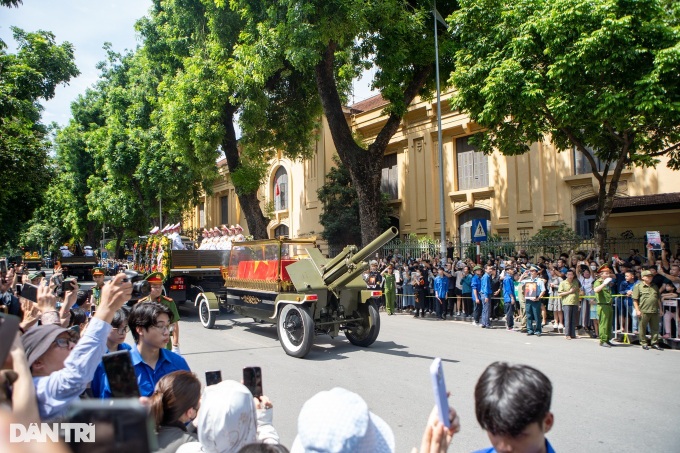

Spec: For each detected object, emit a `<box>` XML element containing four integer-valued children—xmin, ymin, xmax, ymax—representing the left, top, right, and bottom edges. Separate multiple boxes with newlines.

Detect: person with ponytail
<box><xmin>150</xmin><ymin>370</ymin><xmax>201</xmax><ymax>453</ymax></box>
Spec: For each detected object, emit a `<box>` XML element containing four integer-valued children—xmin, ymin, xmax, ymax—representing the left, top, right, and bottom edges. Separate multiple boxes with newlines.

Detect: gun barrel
<box><xmin>350</xmin><ymin>227</ymin><xmax>399</xmax><ymax>265</ymax></box>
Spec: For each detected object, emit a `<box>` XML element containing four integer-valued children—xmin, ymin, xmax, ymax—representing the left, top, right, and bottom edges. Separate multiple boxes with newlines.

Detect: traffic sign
<box><xmin>471</xmin><ymin>219</ymin><xmax>488</xmax><ymax>242</ymax></box>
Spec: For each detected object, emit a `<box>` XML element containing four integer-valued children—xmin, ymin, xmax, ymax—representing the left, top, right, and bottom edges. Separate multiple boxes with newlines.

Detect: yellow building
<box><xmin>186</xmin><ymin>90</ymin><xmax>680</xmax><ymax>244</ymax></box>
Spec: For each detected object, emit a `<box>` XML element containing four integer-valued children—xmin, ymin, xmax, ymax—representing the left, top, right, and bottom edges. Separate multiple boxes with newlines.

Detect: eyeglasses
<box><xmin>150</xmin><ymin>324</ymin><xmax>170</xmax><ymax>333</ymax></box>
<box><xmin>115</xmin><ymin>326</ymin><xmax>130</xmax><ymax>335</ymax></box>
<box><xmin>53</xmin><ymin>337</ymin><xmax>76</xmax><ymax>349</ymax></box>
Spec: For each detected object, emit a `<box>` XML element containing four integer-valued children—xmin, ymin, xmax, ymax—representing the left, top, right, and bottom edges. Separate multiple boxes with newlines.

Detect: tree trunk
<box><xmin>315</xmin><ymin>42</ymin><xmax>432</xmax><ymax>246</ymax></box>
<box><xmin>221</xmin><ymin>106</ymin><xmax>269</xmax><ymax>239</ymax></box>
<box><xmin>114</xmin><ymin>227</ymin><xmax>125</xmax><ymax>260</ymax></box>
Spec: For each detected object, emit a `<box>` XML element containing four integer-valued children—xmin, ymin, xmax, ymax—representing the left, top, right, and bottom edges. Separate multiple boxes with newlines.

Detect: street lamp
<box><xmin>433</xmin><ymin>1</ymin><xmax>449</xmax><ymax>260</ymax></box>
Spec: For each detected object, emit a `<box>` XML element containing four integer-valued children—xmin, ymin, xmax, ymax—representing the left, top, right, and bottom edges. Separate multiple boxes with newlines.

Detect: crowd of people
<box><xmin>1</xmin><ymin>259</ymin><xmax>559</xmax><ymax>453</ymax></box>
<box><xmin>369</xmin><ymin>244</ymin><xmax>679</xmax><ymax>349</ymax></box>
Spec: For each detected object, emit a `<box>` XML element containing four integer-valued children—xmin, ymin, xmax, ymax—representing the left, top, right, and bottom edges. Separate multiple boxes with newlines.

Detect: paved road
<box><xmin>173</xmin><ymin>303</ymin><xmax>680</xmax><ymax>453</ymax></box>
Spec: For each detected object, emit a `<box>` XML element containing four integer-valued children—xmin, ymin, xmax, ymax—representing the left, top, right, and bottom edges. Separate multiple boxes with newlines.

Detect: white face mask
<box><xmin>590</xmin><ymin>265</ymin><xmax>597</xmax><ymax>271</ymax></box>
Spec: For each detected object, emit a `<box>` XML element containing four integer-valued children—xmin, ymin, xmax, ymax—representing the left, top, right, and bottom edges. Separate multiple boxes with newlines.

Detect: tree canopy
<box><xmin>0</xmin><ymin>27</ymin><xmax>79</xmax><ymax>246</ymax></box>
<box><xmin>450</xmin><ymin>0</ymin><xmax>680</xmax><ymax>248</ymax></box>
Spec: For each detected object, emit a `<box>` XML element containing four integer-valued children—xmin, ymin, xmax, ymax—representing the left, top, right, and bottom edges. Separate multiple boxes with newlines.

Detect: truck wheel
<box><xmin>345</xmin><ymin>299</ymin><xmax>381</xmax><ymax>347</ymax></box>
<box><xmin>277</xmin><ymin>304</ymin><xmax>314</xmax><ymax>358</ymax></box>
<box><xmin>198</xmin><ymin>295</ymin><xmax>216</xmax><ymax>329</ymax></box>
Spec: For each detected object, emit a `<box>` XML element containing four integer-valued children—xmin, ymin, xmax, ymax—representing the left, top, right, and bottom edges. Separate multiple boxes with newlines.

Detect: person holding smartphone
<box><xmin>21</xmin><ymin>273</ymin><xmax>133</xmax><ymax>420</ymax></box>
<box><xmin>90</xmin><ymin>308</ymin><xmax>133</xmax><ymax>398</ymax></box>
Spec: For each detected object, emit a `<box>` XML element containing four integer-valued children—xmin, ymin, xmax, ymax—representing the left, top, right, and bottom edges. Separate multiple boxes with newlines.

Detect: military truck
<box><xmin>131</xmin><ymin>236</ymin><xmax>228</xmax><ymax>305</ymax></box>
<box><xmin>60</xmin><ymin>255</ymin><xmax>97</xmax><ymax>281</ymax></box>
<box><xmin>22</xmin><ymin>252</ymin><xmax>43</xmax><ymax>270</ymax></box>
<box><xmin>195</xmin><ymin>227</ymin><xmax>398</xmax><ymax>358</ymax></box>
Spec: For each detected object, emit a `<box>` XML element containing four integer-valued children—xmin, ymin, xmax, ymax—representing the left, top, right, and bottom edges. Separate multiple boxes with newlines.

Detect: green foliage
<box><xmin>450</xmin><ymin>0</ymin><xmax>680</xmax><ymax>164</ymax></box>
<box><xmin>317</xmin><ymin>156</ymin><xmax>391</xmax><ymax>247</ymax></box>
<box><xmin>0</xmin><ymin>27</ymin><xmax>79</xmax><ymax>245</ymax></box>
<box><xmin>526</xmin><ymin>223</ymin><xmax>582</xmax><ymax>257</ymax></box>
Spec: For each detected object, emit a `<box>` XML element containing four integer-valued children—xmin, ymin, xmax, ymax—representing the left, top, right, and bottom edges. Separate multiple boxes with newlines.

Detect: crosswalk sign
<box><xmin>471</xmin><ymin>219</ymin><xmax>488</xmax><ymax>242</ymax></box>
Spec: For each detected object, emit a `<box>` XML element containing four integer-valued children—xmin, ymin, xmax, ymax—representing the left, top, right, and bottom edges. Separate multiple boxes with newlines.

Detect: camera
<box><xmin>123</xmin><ymin>270</ymin><xmax>150</xmax><ymax>301</ymax></box>
<box><xmin>55</xmin><ymin>277</ymin><xmax>78</xmax><ymax>299</ymax></box>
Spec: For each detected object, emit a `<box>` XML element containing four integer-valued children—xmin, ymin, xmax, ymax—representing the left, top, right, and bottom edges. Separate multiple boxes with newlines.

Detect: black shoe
<box><xmin>642</xmin><ymin>345</ymin><xmax>650</xmax><ymax>350</ymax></box>
<box><xmin>606</xmin><ymin>341</ymin><xmax>616</xmax><ymax>347</ymax></box>
<box><xmin>651</xmin><ymin>345</ymin><xmax>664</xmax><ymax>351</ymax></box>
<box><xmin>600</xmin><ymin>342</ymin><xmax>611</xmax><ymax>348</ymax></box>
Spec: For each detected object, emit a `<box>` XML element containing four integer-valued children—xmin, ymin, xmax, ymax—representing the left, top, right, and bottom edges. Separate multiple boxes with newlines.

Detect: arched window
<box><xmin>274</xmin><ymin>224</ymin><xmax>289</xmax><ymax>238</ymax></box>
<box><xmin>458</xmin><ymin>208</ymin><xmax>491</xmax><ymax>243</ymax></box>
<box><xmin>574</xmin><ymin>198</ymin><xmax>596</xmax><ymax>238</ymax></box>
<box><xmin>273</xmin><ymin>167</ymin><xmax>288</xmax><ymax>211</ymax></box>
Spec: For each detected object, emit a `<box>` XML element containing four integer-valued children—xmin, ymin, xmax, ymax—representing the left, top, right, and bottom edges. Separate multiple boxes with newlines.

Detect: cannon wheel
<box><xmin>197</xmin><ymin>293</ymin><xmax>216</xmax><ymax>329</ymax></box>
<box><xmin>345</xmin><ymin>299</ymin><xmax>380</xmax><ymax>347</ymax></box>
<box><xmin>277</xmin><ymin>304</ymin><xmax>314</xmax><ymax>358</ymax></box>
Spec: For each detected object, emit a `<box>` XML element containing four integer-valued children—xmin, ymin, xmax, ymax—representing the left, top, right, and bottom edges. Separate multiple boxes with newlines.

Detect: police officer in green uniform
<box><xmin>593</xmin><ymin>264</ymin><xmax>615</xmax><ymax>347</ymax></box>
<box><xmin>90</xmin><ymin>267</ymin><xmax>105</xmax><ymax>309</ymax></box>
<box><xmin>633</xmin><ymin>270</ymin><xmax>664</xmax><ymax>351</ymax></box>
<box><xmin>137</xmin><ymin>272</ymin><xmax>181</xmax><ymax>353</ymax></box>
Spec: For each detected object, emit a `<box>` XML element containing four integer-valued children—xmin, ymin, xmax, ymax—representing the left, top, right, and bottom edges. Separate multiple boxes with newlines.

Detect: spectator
<box><xmin>127</xmin><ymin>302</ymin><xmax>190</xmax><ymax>397</ymax></box>
<box><xmin>576</xmin><ymin>263</ymin><xmax>595</xmax><ymax>336</ymax></box>
<box><xmin>412</xmin><ymin>268</ymin><xmax>426</xmax><ymax>319</ymax></box>
<box><xmin>660</xmin><ymin>283</ymin><xmax>678</xmax><ymax>339</ymax></box>
<box><xmin>618</xmin><ymin>270</ymin><xmax>638</xmax><ymax>334</ymax></box>
<box><xmin>471</xmin><ymin>265</ymin><xmax>483</xmax><ymax>327</ymax></box>
<box><xmin>633</xmin><ymin>270</ymin><xmax>663</xmax><ymax>351</ymax></box>
<box><xmin>473</xmin><ymin>362</ymin><xmax>555</xmax><ymax>453</ymax></box>
<box><xmin>0</xmin><ymin>275</ymin><xmax>20</xmax><ymax>316</ymax></box>
<box><xmin>151</xmin><ymin>371</ymin><xmax>201</xmax><ymax>453</ymax></box>
<box><xmin>21</xmin><ymin>273</ymin><xmax>132</xmax><ymax>420</ymax></box>
<box><xmin>558</xmin><ymin>270</ymin><xmax>580</xmax><ymax>340</ymax></box>
<box><xmin>547</xmin><ymin>265</ymin><xmax>564</xmax><ymax>332</ymax></box>
<box><xmin>290</xmin><ymin>387</ymin><xmax>394</xmax><ymax>453</ymax></box>
<box><xmin>502</xmin><ymin>267</ymin><xmax>516</xmax><ymax>331</ymax></box>
<box><xmin>402</xmin><ymin>265</ymin><xmax>414</xmax><ymax>312</ymax></box>
<box><xmin>456</xmin><ymin>264</ymin><xmax>472</xmax><ymax>320</ymax></box>
<box><xmin>593</xmin><ymin>264</ymin><xmax>615</xmax><ymax>348</ymax></box>
<box><xmin>521</xmin><ymin>266</ymin><xmax>546</xmax><ymax>337</ymax></box>
<box><xmin>178</xmin><ymin>380</ymin><xmax>279</xmax><ymax>453</ymax></box>
<box><xmin>480</xmin><ymin>266</ymin><xmax>493</xmax><ymax>328</ymax></box>
<box><xmin>434</xmin><ymin>267</ymin><xmax>448</xmax><ymax>320</ymax></box>
<box><xmin>490</xmin><ymin>267</ymin><xmax>502</xmax><ymax>322</ymax></box>
<box><xmin>2</xmin><ymin>330</ymin><xmax>40</xmax><ymax>425</ymax></box>
<box><xmin>90</xmin><ymin>308</ymin><xmax>133</xmax><ymax>398</ymax></box>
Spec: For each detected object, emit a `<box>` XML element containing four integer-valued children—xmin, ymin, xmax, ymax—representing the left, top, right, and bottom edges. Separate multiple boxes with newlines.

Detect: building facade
<box><xmin>186</xmin><ymin>90</ymin><xmax>680</xmax><ymax>243</ymax></box>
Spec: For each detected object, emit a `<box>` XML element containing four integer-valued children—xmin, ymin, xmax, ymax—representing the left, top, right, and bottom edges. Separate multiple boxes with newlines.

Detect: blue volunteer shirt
<box><xmin>434</xmin><ymin>275</ymin><xmax>449</xmax><ymax>299</ymax></box>
<box><xmin>471</xmin><ymin>274</ymin><xmax>481</xmax><ymax>302</ymax></box>
<box><xmin>503</xmin><ymin>275</ymin><xmax>515</xmax><ymax>303</ymax></box>
<box><xmin>618</xmin><ymin>279</ymin><xmax>637</xmax><ymax>306</ymax></box>
<box><xmin>480</xmin><ymin>273</ymin><xmax>492</xmax><ymax>297</ymax></box>
<box><xmin>90</xmin><ymin>342</ymin><xmax>133</xmax><ymax>399</ymax></box>
<box><xmin>129</xmin><ymin>345</ymin><xmax>191</xmax><ymax>397</ymax></box>
<box><xmin>474</xmin><ymin>439</ymin><xmax>555</xmax><ymax>453</ymax></box>
<box><xmin>461</xmin><ymin>274</ymin><xmax>473</xmax><ymax>293</ymax></box>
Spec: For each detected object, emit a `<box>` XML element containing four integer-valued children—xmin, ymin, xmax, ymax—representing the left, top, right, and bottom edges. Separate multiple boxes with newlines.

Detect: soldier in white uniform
<box><xmin>84</xmin><ymin>246</ymin><xmax>95</xmax><ymax>257</ymax></box>
<box><xmin>219</xmin><ymin>225</ymin><xmax>232</xmax><ymax>250</ymax></box>
<box><xmin>59</xmin><ymin>245</ymin><xmax>73</xmax><ymax>258</ymax></box>
<box><xmin>234</xmin><ymin>224</ymin><xmax>246</xmax><ymax>242</ymax></box>
<box><xmin>198</xmin><ymin>229</ymin><xmax>209</xmax><ymax>250</ymax></box>
<box><xmin>171</xmin><ymin>223</ymin><xmax>186</xmax><ymax>250</ymax></box>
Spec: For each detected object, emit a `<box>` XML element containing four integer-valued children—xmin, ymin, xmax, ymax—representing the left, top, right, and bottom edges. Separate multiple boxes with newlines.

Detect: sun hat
<box><xmin>291</xmin><ymin>387</ymin><xmax>395</xmax><ymax>453</ymax></box>
<box><xmin>21</xmin><ymin>324</ymin><xmax>69</xmax><ymax>367</ymax></box>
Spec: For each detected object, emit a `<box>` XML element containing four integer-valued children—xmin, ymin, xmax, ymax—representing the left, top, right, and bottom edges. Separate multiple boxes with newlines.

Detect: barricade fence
<box><xmin>380</xmin><ymin>291</ymin><xmax>679</xmax><ymax>341</ymax></box>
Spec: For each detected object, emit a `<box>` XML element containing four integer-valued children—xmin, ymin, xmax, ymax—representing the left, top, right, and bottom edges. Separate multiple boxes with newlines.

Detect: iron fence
<box><xmin>379</xmin><ymin>236</ymin><xmax>680</xmax><ymax>262</ymax></box>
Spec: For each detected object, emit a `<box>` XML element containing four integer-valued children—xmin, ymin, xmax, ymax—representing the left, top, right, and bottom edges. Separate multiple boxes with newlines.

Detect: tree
<box><xmin>0</xmin><ymin>27</ymin><xmax>79</xmax><ymax>245</ymax></box>
<box><xmin>232</xmin><ymin>0</ymin><xmax>458</xmax><ymax>245</ymax></box>
<box><xmin>318</xmin><ymin>155</ymin><xmax>391</xmax><ymax>248</ymax></box>
<box><xmin>141</xmin><ymin>0</ymin><xmax>321</xmax><ymax>239</ymax></box>
<box><xmin>450</xmin><ymin>0</ymin><xmax>680</xmax><ymax>251</ymax></box>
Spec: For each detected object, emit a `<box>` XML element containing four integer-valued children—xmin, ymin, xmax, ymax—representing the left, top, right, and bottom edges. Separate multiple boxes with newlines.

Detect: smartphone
<box><xmin>20</xmin><ymin>282</ymin><xmax>38</xmax><ymax>303</ymax></box>
<box><xmin>243</xmin><ymin>366</ymin><xmax>262</xmax><ymax>399</ymax></box>
<box><xmin>0</xmin><ymin>259</ymin><xmax>6</xmax><ymax>274</ymax></box>
<box><xmin>205</xmin><ymin>370</ymin><xmax>222</xmax><ymax>386</ymax></box>
<box><xmin>0</xmin><ymin>314</ymin><xmax>20</xmax><ymax>367</ymax></box>
<box><xmin>430</xmin><ymin>358</ymin><xmax>450</xmax><ymax>429</ymax></box>
<box><xmin>102</xmin><ymin>350</ymin><xmax>141</xmax><ymax>398</ymax></box>
<box><xmin>67</xmin><ymin>398</ymin><xmax>157</xmax><ymax>453</ymax></box>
